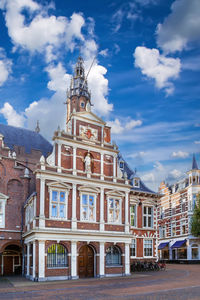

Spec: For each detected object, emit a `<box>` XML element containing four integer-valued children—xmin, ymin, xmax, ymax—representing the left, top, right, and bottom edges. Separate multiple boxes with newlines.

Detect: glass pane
<box><xmin>89</xmin><ymin>207</ymin><xmax>94</xmax><ymax>221</ymax></box>
<box><xmin>59</xmin><ymin>204</ymin><xmax>65</xmax><ymax>218</ymax></box>
<box><xmin>115</xmin><ymin>210</ymin><xmax>120</xmax><ymax>223</ymax></box>
<box><xmin>109</xmin><ymin>199</ymin><xmax>114</xmax><ymax>208</ymax></box>
<box><xmin>115</xmin><ymin>200</ymin><xmax>119</xmax><ymax>209</ymax></box>
<box><xmin>52</xmin><ymin>191</ymin><xmax>58</xmax><ymax>202</ymax></box>
<box><xmin>0</xmin><ymin>203</ymin><xmax>2</xmax><ymax>213</ymax></box>
<box><xmin>82</xmin><ymin>194</ymin><xmax>88</xmax><ymax>205</ymax></box>
<box><xmin>108</xmin><ymin>209</ymin><xmax>114</xmax><ymax>222</ymax></box>
<box><xmin>131</xmin><ymin>215</ymin><xmax>135</xmax><ymax>226</ymax></box>
<box><xmin>60</xmin><ymin>192</ymin><xmax>65</xmax><ymax>202</ymax></box>
<box><xmin>52</xmin><ymin>204</ymin><xmax>57</xmax><ymax>217</ymax></box>
<box><xmin>144</xmin><ymin>207</ymin><xmax>146</xmax><ymax>214</ymax></box>
<box><xmin>0</xmin><ymin>215</ymin><xmax>3</xmax><ymax>225</ymax></box>
<box><xmin>144</xmin><ymin>217</ymin><xmax>146</xmax><ymax>227</ymax></box>
<box><xmin>148</xmin><ymin>216</ymin><xmax>152</xmax><ymax>227</ymax></box>
<box><xmin>148</xmin><ymin>207</ymin><xmax>152</xmax><ymax>215</ymax></box>
<box><xmin>89</xmin><ymin>195</ymin><xmax>94</xmax><ymax>206</ymax></box>
<box><xmin>82</xmin><ymin>207</ymin><xmax>87</xmax><ymax>220</ymax></box>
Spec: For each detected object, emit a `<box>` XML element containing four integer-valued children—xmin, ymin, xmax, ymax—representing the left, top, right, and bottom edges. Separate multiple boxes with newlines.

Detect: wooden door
<box><xmin>78</xmin><ymin>246</ymin><xmax>94</xmax><ymax>278</ymax></box>
<box><xmin>4</xmin><ymin>256</ymin><xmax>13</xmax><ymax>275</ymax></box>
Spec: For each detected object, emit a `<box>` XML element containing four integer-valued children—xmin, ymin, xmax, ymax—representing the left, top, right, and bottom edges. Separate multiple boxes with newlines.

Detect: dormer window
<box><xmin>119</xmin><ymin>161</ymin><xmax>124</xmax><ymax>169</ymax></box>
<box><xmin>133</xmin><ymin>178</ymin><xmax>140</xmax><ymax>188</ymax></box>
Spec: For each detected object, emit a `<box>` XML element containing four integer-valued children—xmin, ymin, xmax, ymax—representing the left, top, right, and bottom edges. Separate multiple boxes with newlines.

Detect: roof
<box><xmin>192</xmin><ymin>153</ymin><xmax>199</xmax><ymax>170</ymax></box>
<box><xmin>171</xmin><ymin>240</ymin><xmax>187</xmax><ymax>249</ymax></box>
<box><xmin>118</xmin><ymin>153</ymin><xmax>157</xmax><ymax>195</ymax></box>
<box><xmin>0</xmin><ymin>123</ymin><xmax>53</xmax><ymax>157</ymax></box>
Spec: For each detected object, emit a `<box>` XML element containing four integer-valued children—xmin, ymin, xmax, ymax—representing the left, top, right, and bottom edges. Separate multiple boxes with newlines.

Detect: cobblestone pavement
<box><xmin>0</xmin><ymin>264</ymin><xmax>200</xmax><ymax>300</ymax></box>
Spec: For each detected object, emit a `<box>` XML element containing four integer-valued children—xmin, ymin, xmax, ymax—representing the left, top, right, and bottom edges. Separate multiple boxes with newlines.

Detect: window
<box><xmin>106</xmin><ymin>246</ymin><xmax>121</xmax><ymax>266</ymax></box>
<box><xmin>171</xmin><ymin>200</ymin><xmax>176</xmax><ymax>215</ymax></box>
<box><xmin>191</xmin><ymin>244</ymin><xmax>199</xmax><ymax>260</ymax></box>
<box><xmin>81</xmin><ymin>194</ymin><xmax>95</xmax><ymax>222</ymax></box>
<box><xmin>108</xmin><ymin>198</ymin><xmax>121</xmax><ymax>223</ymax></box>
<box><xmin>171</xmin><ymin>222</ymin><xmax>176</xmax><ymax>237</ymax></box>
<box><xmin>130</xmin><ymin>239</ymin><xmax>136</xmax><ymax>257</ymax></box>
<box><xmin>143</xmin><ymin>206</ymin><xmax>153</xmax><ymax>228</ymax></box>
<box><xmin>181</xmin><ymin>220</ymin><xmax>186</xmax><ymax>235</ymax></box>
<box><xmin>160</xmin><ymin>207</ymin><xmax>165</xmax><ymax>219</ymax></box>
<box><xmin>119</xmin><ymin>161</ymin><xmax>124</xmax><ymax>169</ymax></box>
<box><xmin>130</xmin><ymin>205</ymin><xmax>137</xmax><ymax>227</ymax></box>
<box><xmin>50</xmin><ymin>190</ymin><xmax>66</xmax><ymax>219</ymax></box>
<box><xmin>47</xmin><ymin>244</ymin><xmax>67</xmax><ymax>268</ymax></box>
<box><xmin>144</xmin><ymin>239</ymin><xmax>153</xmax><ymax>257</ymax></box>
<box><xmin>0</xmin><ymin>196</ymin><xmax>7</xmax><ymax>228</ymax></box>
<box><xmin>133</xmin><ymin>178</ymin><xmax>140</xmax><ymax>188</ymax></box>
<box><xmin>181</xmin><ymin>200</ymin><xmax>186</xmax><ymax>212</ymax></box>
<box><xmin>159</xmin><ymin>226</ymin><xmax>166</xmax><ymax>238</ymax></box>
<box><xmin>80</xmin><ymin>101</ymin><xmax>85</xmax><ymax>108</ymax></box>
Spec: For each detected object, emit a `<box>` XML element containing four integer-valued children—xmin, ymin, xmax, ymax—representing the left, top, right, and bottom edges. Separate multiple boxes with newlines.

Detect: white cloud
<box><xmin>194</xmin><ymin>141</ymin><xmax>200</xmax><ymax>145</ymax></box>
<box><xmin>134</xmin><ymin>46</ymin><xmax>181</xmax><ymax>95</ymax></box>
<box><xmin>99</xmin><ymin>49</ymin><xmax>109</xmax><ymax>57</ymax></box>
<box><xmin>141</xmin><ymin>172</ymin><xmax>155</xmax><ymax>183</ymax></box>
<box><xmin>107</xmin><ymin>117</ymin><xmax>142</xmax><ymax>134</ymax></box>
<box><xmin>0</xmin><ymin>102</ymin><xmax>25</xmax><ymax>127</ymax></box>
<box><xmin>0</xmin><ymin>48</ymin><xmax>12</xmax><ymax>86</ymax></box>
<box><xmin>153</xmin><ymin>161</ymin><xmax>164</xmax><ymax>172</ymax></box>
<box><xmin>45</xmin><ymin>63</ymin><xmax>71</xmax><ymax>93</ymax></box>
<box><xmin>171</xmin><ymin>151</ymin><xmax>189</xmax><ymax>158</ymax></box>
<box><xmin>112</xmin><ymin>9</ymin><xmax>124</xmax><ymax>33</ymax></box>
<box><xmin>157</xmin><ymin>0</ymin><xmax>200</xmax><ymax>53</ymax></box>
<box><xmin>125</xmin><ymin>119</ymin><xmax>142</xmax><ymax>130</ymax></box>
<box><xmin>167</xmin><ymin>169</ymin><xmax>182</xmax><ymax>180</ymax></box>
<box><xmin>0</xmin><ymin>0</ymin><xmax>84</xmax><ymax>54</ymax></box>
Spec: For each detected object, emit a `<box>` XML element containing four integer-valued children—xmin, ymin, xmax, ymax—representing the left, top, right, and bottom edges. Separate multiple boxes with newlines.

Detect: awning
<box><xmin>158</xmin><ymin>242</ymin><xmax>169</xmax><ymax>250</ymax></box>
<box><xmin>171</xmin><ymin>240</ymin><xmax>187</xmax><ymax>249</ymax></box>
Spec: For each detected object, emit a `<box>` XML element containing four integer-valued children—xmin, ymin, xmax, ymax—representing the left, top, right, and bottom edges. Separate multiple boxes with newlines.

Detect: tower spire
<box><xmin>192</xmin><ymin>153</ymin><xmax>198</xmax><ymax>170</ymax></box>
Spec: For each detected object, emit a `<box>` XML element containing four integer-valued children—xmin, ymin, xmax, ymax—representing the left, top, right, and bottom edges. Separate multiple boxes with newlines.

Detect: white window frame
<box><xmin>143</xmin><ymin>205</ymin><xmax>154</xmax><ymax>229</ymax></box>
<box><xmin>0</xmin><ymin>193</ymin><xmax>8</xmax><ymax>228</ymax></box>
<box><xmin>130</xmin><ymin>239</ymin><xmax>136</xmax><ymax>257</ymax></box>
<box><xmin>180</xmin><ymin>219</ymin><xmax>186</xmax><ymax>235</ymax></box>
<box><xmin>49</xmin><ymin>188</ymin><xmax>68</xmax><ymax>220</ymax></box>
<box><xmin>171</xmin><ymin>222</ymin><xmax>176</xmax><ymax>237</ymax></box>
<box><xmin>107</xmin><ymin>197</ymin><xmax>122</xmax><ymax>224</ymax></box>
<box><xmin>143</xmin><ymin>239</ymin><xmax>153</xmax><ymax>258</ymax></box>
<box><xmin>80</xmin><ymin>192</ymin><xmax>96</xmax><ymax>222</ymax></box>
<box><xmin>130</xmin><ymin>204</ymin><xmax>137</xmax><ymax>227</ymax></box>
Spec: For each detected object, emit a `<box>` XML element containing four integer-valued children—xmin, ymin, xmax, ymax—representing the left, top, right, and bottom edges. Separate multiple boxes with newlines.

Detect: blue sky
<box><xmin>0</xmin><ymin>0</ymin><xmax>200</xmax><ymax>191</ymax></box>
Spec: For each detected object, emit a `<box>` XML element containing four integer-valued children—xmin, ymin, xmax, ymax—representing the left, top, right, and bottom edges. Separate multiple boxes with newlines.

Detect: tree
<box><xmin>191</xmin><ymin>193</ymin><xmax>200</xmax><ymax>237</ymax></box>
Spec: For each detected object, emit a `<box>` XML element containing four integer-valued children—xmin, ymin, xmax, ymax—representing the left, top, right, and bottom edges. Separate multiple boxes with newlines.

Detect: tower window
<box><xmin>80</xmin><ymin>102</ymin><xmax>85</xmax><ymax>108</ymax></box>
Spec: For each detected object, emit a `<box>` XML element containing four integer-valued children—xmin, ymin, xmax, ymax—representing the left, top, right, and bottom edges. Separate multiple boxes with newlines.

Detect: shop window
<box><xmin>81</xmin><ymin>194</ymin><xmax>96</xmax><ymax>222</ymax></box>
<box><xmin>50</xmin><ymin>190</ymin><xmax>66</xmax><ymax>219</ymax></box>
<box><xmin>144</xmin><ymin>239</ymin><xmax>153</xmax><ymax>257</ymax></box>
<box><xmin>143</xmin><ymin>206</ymin><xmax>153</xmax><ymax>228</ymax></box>
<box><xmin>192</xmin><ymin>244</ymin><xmax>199</xmax><ymax>259</ymax></box>
<box><xmin>106</xmin><ymin>246</ymin><xmax>121</xmax><ymax>266</ymax></box>
<box><xmin>108</xmin><ymin>198</ymin><xmax>121</xmax><ymax>223</ymax></box>
<box><xmin>130</xmin><ymin>205</ymin><xmax>137</xmax><ymax>227</ymax></box>
<box><xmin>130</xmin><ymin>239</ymin><xmax>136</xmax><ymax>257</ymax></box>
<box><xmin>47</xmin><ymin>244</ymin><xmax>68</xmax><ymax>268</ymax></box>
<box><xmin>177</xmin><ymin>248</ymin><xmax>187</xmax><ymax>259</ymax></box>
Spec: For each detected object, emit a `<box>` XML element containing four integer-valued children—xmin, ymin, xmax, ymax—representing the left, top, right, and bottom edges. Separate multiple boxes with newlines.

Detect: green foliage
<box><xmin>191</xmin><ymin>194</ymin><xmax>200</xmax><ymax>237</ymax></box>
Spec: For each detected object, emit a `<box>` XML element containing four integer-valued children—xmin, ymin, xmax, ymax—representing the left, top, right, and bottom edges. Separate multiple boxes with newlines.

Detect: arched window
<box><xmin>106</xmin><ymin>246</ymin><xmax>121</xmax><ymax>266</ymax></box>
<box><xmin>47</xmin><ymin>244</ymin><xmax>67</xmax><ymax>268</ymax></box>
<box><xmin>191</xmin><ymin>244</ymin><xmax>199</xmax><ymax>259</ymax></box>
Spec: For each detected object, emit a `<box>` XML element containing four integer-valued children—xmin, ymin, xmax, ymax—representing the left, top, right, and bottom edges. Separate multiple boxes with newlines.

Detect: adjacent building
<box><xmin>158</xmin><ymin>155</ymin><xmax>200</xmax><ymax>262</ymax></box>
<box><xmin>0</xmin><ymin>57</ymin><xmax>159</xmax><ymax>280</ymax></box>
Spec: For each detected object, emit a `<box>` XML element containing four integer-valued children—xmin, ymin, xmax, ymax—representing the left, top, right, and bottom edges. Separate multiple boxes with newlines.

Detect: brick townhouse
<box><xmin>0</xmin><ymin>57</ymin><xmax>159</xmax><ymax>280</ymax></box>
<box><xmin>158</xmin><ymin>155</ymin><xmax>200</xmax><ymax>262</ymax></box>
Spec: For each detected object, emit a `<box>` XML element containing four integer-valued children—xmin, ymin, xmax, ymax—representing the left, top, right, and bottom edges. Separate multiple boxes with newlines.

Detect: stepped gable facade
<box><xmin>0</xmin><ymin>57</ymin><xmax>159</xmax><ymax>280</ymax></box>
<box><xmin>158</xmin><ymin>154</ymin><xmax>200</xmax><ymax>262</ymax></box>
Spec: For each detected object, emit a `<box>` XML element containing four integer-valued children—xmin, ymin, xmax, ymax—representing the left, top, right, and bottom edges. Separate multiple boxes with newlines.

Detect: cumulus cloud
<box><xmin>0</xmin><ymin>102</ymin><xmax>25</xmax><ymax>127</ymax></box>
<box><xmin>0</xmin><ymin>48</ymin><xmax>12</xmax><ymax>86</ymax></box>
<box><xmin>45</xmin><ymin>63</ymin><xmax>71</xmax><ymax>93</ymax></box>
<box><xmin>171</xmin><ymin>151</ymin><xmax>189</xmax><ymax>158</ymax></box>
<box><xmin>107</xmin><ymin>118</ymin><xmax>142</xmax><ymax>134</ymax></box>
<box><xmin>157</xmin><ymin>0</ymin><xmax>200</xmax><ymax>53</ymax></box>
<box><xmin>134</xmin><ymin>46</ymin><xmax>181</xmax><ymax>95</ymax></box>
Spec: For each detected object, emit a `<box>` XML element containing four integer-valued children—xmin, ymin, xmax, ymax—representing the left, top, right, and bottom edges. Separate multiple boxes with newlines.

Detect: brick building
<box><xmin>158</xmin><ymin>155</ymin><xmax>200</xmax><ymax>262</ymax></box>
<box><xmin>0</xmin><ymin>57</ymin><xmax>159</xmax><ymax>280</ymax></box>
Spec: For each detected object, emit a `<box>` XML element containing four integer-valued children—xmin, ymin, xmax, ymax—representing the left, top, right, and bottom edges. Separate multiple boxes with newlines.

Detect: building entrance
<box><xmin>78</xmin><ymin>245</ymin><xmax>94</xmax><ymax>278</ymax></box>
<box><xmin>2</xmin><ymin>245</ymin><xmax>22</xmax><ymax>275</ymax></box>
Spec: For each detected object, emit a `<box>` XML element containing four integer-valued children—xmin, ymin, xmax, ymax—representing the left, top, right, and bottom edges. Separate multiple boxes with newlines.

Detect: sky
<box><xmin>0</xmin><ymin>0</ymin><xmax>200</xmax><ymax>191</ymax></box>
